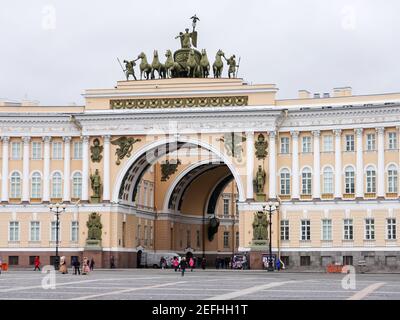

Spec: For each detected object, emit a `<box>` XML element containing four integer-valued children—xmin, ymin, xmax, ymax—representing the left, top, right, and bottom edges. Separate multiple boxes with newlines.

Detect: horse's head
<box><xmin>217</xmin><ymin>49</ymin><xmax>225</xmax><ymax>57</ymax></box>
<box><xmin>153</xmin><ymin>50</ymin><xmax>159</xmax><ymax>58</ymax></box>
<box><xmin>165</xmin><ymin>50</ymin><xmax>172</xmax><ymax>58</ymax></box>
<box><xmin>138</xmin><ymin>52</ymin><xmax>146</xmax><ymax>59</ymax></box>
<box><xmin>201</xmin><ymin>49</ymin><xmax>207</xmax><ymax>56</ymax></box>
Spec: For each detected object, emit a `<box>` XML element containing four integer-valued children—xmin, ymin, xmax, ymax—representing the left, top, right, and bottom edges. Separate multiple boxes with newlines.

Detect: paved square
<box><xmin>0</xmin><ymin>269</ymin><xmax>399</xmax><ymax>300</ymax></box>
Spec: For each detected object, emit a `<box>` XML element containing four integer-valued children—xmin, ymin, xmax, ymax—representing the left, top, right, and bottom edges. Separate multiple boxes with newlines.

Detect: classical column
<box><xmin>377</xmin><ymin>127</ymin><xmax>385</xmax><ymax>199</ymax></box>
<box><xmin>103</xmin><ymin>135</ymin><xmax>111</xmax><ymax>202</ymax></box>
<box><xmin>312</xmin><ymin>130</ymin><xmax>321</xmax><ymax>200</ymax></box>
<box><xmin>63</xmin><ymin>137</ymin><xmax>71</xmax><ymax>203</ymax></box>
<box><xmin>291</xmin><ymin>131</ymin><xmax>300</xmax><ymax>200</ymax></box>
<box><xmin>355</xmin><ymin>128</ymin><xmax>364</xmax><ymax>199</ymax></box>
<box><xmin>1</xmin><ymin>137</ymin><xmax>10</xmax><ymax>203</ymax></box>
<box><xmin>22</xmin><ymin>136</ymin><xmax>31</xmax><ymax>203</ymax></box>
<box><xmin>82</xmin><ymin>136</ymin><xmax>90</xmax><ymax>202</ymax></box>
<box><xmin>334</xmin><ymin>129</ymin><xmax>342</xmax><ymax>199</ymax></box>
<box><xmin>42</xmin><ymin>136</ymin><xmax>51</xmax><ymax>203</ymax></box>
<box><xmin>246</xmin><ymin>131</ymin><xmax>255</xmax><ymax>200</ymax></box>
<box><xmin>268</xmin><ymin>131</ymin><xmax>277</xmax><ymax>200</ymax></box>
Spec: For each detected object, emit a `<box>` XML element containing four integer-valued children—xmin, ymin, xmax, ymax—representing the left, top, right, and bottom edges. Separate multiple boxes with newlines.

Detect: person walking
<box><xmin>179</xmin><ymin>257</ymin><xmax>188</xmax><ymax>277</ymax></box>
<box><xmin>82</xmin><ymin>257</ymin><xmax>90</xmax><ymax>275</ymax></box>
<box><xmin>33</xmin><ymin>256</ymin><xmax>41</xmax><ymax>271</ymax></box>
<box><xmin>0</xmin><ymin>256</ymin><xmax>2</xmax><ymax>275</ymax></box>
<box><xmin>90</xmin><ymin>258</ymin><xmax>95</xmax><ymax>271</ymax></box>
<box><xmin>189</xmin><ymin>257</ymin><xmax>195</xmax><ymax>272</ymax></box>
<box><xmin>59</xmin><ymin>256</ymin><xmax>68</xmax><ymax>274</ymax></box>
<box><xmin>173</xmin><ymin>257</ymin><xmax>179</xmax><ymax>272</ymax></box>
<box><xmin>201</xmin><ymin>257</ymin><xmax>206</xmax><ymax>270</ymax></box>
<box><xmin>110</xmin><ymin>255</ymin><xmax>115</xmax><ymax>269</ymax></box>
<box><xmin>72</xmin><ymin>257</ymin><xmax>81</xmax><ymax>275</ymax></box>
<box><xmin>276</xmin><ymin>258</ymin><xmax>281</xmax><ymax>271</ymax></box>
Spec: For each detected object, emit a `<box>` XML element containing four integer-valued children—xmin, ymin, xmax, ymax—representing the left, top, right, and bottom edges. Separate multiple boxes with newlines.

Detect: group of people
<box><xmin>31</xmin><ymin>256</ymin><xmax>95</xmax><ymax>274</ymax></box>
<box><xmin>172</xmin><ymin>256</ymin><xmax>195</xmax><ymax>277</ymax></box>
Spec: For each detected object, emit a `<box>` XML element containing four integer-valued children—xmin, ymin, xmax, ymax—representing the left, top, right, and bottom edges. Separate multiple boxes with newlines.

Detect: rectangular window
<box><xmin>280</xmin><ymin>171</ymin><xmax>291</xmax><ymax>195</ymax></box>
<box><xmin>344</xmin><ymin>219</ymin><xmax>353</xmax><ymax>240</ymax></box>
<box><xmin>388</xmin><ymin>132</ymin><xmax>397</xmax><ymax>150</ymax></box>
<box><xmin>143</xmin><ymin>225</ymin><xmax>148</xmax><ymax>246</ymax></box>
<box><xmin>122</xmin><ymin>222</ymin><xmax>126</xmax><ymax>247</ymax></box>
<box><xmin>280</xmin><ymin>137</ymin><xmax>290</xmax><ymax>154</ymax></box>
<box><xmin>223</xmin><ymin>198</ymin><xmax>230</xmax><ymax>217</ymax></box>
<box><xmin>196</xmin><ymin>230</ymin><xmax>200</xmax><ymax>248</ymax></box>
<box><xmin>301</xmin><ymin>220</ymin><xmax>311</xmax><ymax>241</ymax></box>
<box><xmin>8</xmin><ymin>256</ymin><xmax>19</xmax><ymax>266</ymax></box>
<box><xmin>345</xmin><ymin>135</ymin><xmax>355</xmax><ymax>152</ymax></box>
<box><xmin>223</xmin><ymin>231</ymin><xmax>229</xmax><ymax>248</ymax></box>
<box><xmin>322</xmin><ymin>219</ymin><xmax>332</xmax><ymax>241</ymax></box>
<box><xmin>323</xmin><ymin>135</ymin><xmax>333</xmax><ymax>152</ymax></box>
<box><xmin>300</xmin><ymin>256</ymin><xmax>311</xmax><ymax>266</ymax></box>
<box><xmin>9</xmin><ymin>221</ymin><xmax>20</xmax><ymax>241</ymax></box>
<box><xmin>51</xmin><ymin>221</ymin><xmax>61</xmax><ymax>242</ymax></box>
<box><xmin>236</xmin><ymin>231</ymin><xmax>239</xmax><ymax>248</ymax></box>
<box><xmin>186</xmin><ymin>230</ymin><xmax>191</xmax><ymax>247</ymax></box>
<box><xmin>136</xmin><ymin>224</ymin><xmax>141</xmax><ymax>245</ymax></box>
<box><xmin>302</xmin><ymin>171</ymin><xmax>312</xmax><ymax>195</ymax></box>
<box><xmin>52</xmin><ymin>142</ymin><xmax>63</xmax><ymax>160</ymax></box>
<box><xmin>32</xmin><ymin>142</ymin><xmax>42</xmax><ymax>160</ymax></box>
<box><xmin>30</xmin><ymin>221</ymin><xmax>40</xmax><ymax>241</ymax></box>
<box><xmin>302</xmin><ymin>136</ymin><xmax>311</xmax><ymax>153</ymax></box>
<box><xmin>387</xmin><ymin>218</ymin><xmax>396</xmax><ymax>240</ymax></box>
<box><xmin>11</xmin><ymin>142</ymin><xmax>21</xmax><ymax>160</ymax></box>
<box><xmin>323</xmin><ymin>170</ymin><xmax>334</xmax><ymax>194</ymax></box>
<box><xmin>73</xmin><ymin>141</ymin><xmax>83</xmax><ymax>159</ymax></box>
<box><xmin>71</xmin><ymin>221</ymin><xmax>79</xmax><ymax>242</ymax></box>
<box><xmin>366</xmin><ymin>134</ymin><xmax>376</xmax><ymax>151</ymax></box>
<box><xmin>343</xmin><ymin>256</ymin><xmax>353</xmax><ymax>266</ymax></box>
<box><xmin>280</xmin><ymin>220</ymin><xmax>289</xmax><ymax>241</ymax></box>
<box><xmin>365</xmin><ymin>219</ymin><xmax>375</xmax><ymax>240</ymax></box>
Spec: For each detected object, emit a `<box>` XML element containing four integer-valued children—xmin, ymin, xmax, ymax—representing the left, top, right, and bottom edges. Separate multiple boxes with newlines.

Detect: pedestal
<box><xmin>90</xmin><ymin>196</ymin><xmax>100</xmax><ymax>204</ymax></box>
<box><xmin>249</xmin><ymin>240</ymin><xmax>269</xmax><ymax>270</ymax></box>
<box><xmin>84</xmin><ymin>240</ymin><xmax>103</xmax><ymax>268</ymax></box>
<box><xmin>256</xmin><ymin>193</ymin><xmax>266</xmax><ymax>202</ymax></box>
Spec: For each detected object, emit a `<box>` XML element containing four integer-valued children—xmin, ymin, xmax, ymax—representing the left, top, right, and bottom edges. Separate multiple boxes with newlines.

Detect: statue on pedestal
<box><xmin>90</xmin><ymin>169</ymin><xmax>102</xmax><ymax>203</ymax></box>
<box><xmin>253</xmin><ymin>165</ymin><xmax>266</xmax><ymax>201</ymax></box>
<box><xmin>252</xmin><ymin>211</ymin><xmax>268</xmax><ymax>241</ymax></box>
<box><xmin>86</xmin><ymin>212</ymin><xmax>103</xmax><ymax>247</ymax></box>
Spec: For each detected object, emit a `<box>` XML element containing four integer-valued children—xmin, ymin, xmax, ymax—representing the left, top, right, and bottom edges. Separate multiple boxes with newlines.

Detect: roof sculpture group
<box><xmin>118</xmin><ymin>15</ymin><xmax>240</xmax><ymax>81</ymax></box>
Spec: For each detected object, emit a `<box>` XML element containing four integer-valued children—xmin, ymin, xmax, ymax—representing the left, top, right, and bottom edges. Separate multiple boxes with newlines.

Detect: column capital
<box><xmin>1</xmin><ymin>136</ymin><xmax>10</xmax><ymax>143</ymax></box>
<box><xmin>268</xmin><ymin>131</ymin><xmax>276</xmax><ymax>139</ymax></box>
<box><xmin>103</xmin><ymin>135</ymin><xmax>111</xmax><ymax>143</ymax></box>
<box><xmin>290</xmin><ymin>130</ymin><xmax>299</xmax><ymax>138</ymax></box>
<box><xmin>354</xmin><ymin>128</ymin><xmax>363</xmax><ymax>136</ymax></box>
<box><xmin>63</xmin><ymin>136</ymin><xmax>72</xmax><ymax>143</ymax></box>
<box><xmin>22</xmin><ymin>136</ymin><xmax>31</xmax><ymax>144</ymax></box>
<box><xmin>42</xmin><ymin>136</ymin><xmax>52</xmax><ymax>143</ymax></box>
<box><xmin>333</xmin><ymin>129</ymin><xmax>342</xmax><ymax>137</ymax></box>
<box><xmin>312</xmin><ymin>130</ymin><xmax>321</xmax><ymax>138</ymax></box>
<box><xmin>81</xmin><ymin>136</ymin><xmax>90</xmax><ymax>143</ymax></box>
<box><xmin>376</xmin><ymin>127</ymin><xmax>385</xmax><ymax>135</ymax></box>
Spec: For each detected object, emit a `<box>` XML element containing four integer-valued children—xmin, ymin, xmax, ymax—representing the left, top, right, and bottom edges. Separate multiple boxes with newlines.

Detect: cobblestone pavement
<box><xmin>0</xmin><ymin>269</ymin><xmax>399</xmax><ymax>300</ymax></box>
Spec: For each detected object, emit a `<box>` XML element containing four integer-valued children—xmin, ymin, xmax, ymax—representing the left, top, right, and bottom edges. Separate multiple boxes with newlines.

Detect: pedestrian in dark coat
<box><xmin>90</xmin><ymin>258</ymin><xmax>95</xmax><ymax>271</ymax></box>
<box><xmin>179</xmin><ymin>257</ymin><xmax>188</xmax><ymax>277</ymax></box>
<box><xmin>72</xmin><ymin>257</ymin><xmax>81</xmax><ymax>275</ymax></box>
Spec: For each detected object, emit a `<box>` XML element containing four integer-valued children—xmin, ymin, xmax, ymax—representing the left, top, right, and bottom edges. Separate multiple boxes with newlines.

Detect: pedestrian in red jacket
<box><xmin>34</xmin><ymin>256</ymin><xmax>41</xmax><ymax>271</ymax></box>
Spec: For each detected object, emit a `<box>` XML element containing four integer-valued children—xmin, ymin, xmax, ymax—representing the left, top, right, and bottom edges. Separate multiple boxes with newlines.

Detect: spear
<box><xmin>117</xmin><ymin>57</ymin><xmax>126</xmax><ymax>73</ymax></box>
<box><xmin>235</xmin><ymin>56</ymin><xmax>241</xmax><ymax>78</ymax></box>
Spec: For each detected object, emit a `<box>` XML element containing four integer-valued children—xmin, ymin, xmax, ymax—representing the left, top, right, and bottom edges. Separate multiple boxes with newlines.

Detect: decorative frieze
<box><xmin>110</xmin><ymin>96</ymin><xmax>248</xmax><ymax>109</ymax></box>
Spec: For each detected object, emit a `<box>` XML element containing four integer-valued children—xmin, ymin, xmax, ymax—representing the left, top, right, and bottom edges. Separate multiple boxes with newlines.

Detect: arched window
<box><xmin>51</xmin><ymin>172</ymin><xmax>62</xmax><ymax>198</ymax></box>
<box><xmin>10</xmin><ymin>172</ymin><xmax>21</xmax><ymax>198</ymax></box>
<box><xmin>72</xmin><ymin>172</ymin><xmax>82</xmax><ymax>199</ymax></box>
<box><xmin>323</xmin><ymin>167</ymin><xmax>334</xmax><ymax>194</ymax></box>
<box><xmin>366</xmin><ymin>166</ymin><xmax>376</xmax><ymax>193</ymax></box>
<box><xmin>301</xmin><ymin>168</ymin><xmax>312</xmax><ymax>195</ymax></box>
<box><xmin>388</xmin><ymin>165</ymin><xmax>398</xmax><ymax>193</ymax></box>
<box><xmin>280</xmin><ymin>169</ymin><xmax>290</xmax><ymax>195</ymax></box>
<box><xmin>345</xmin><ymin>166</ymin><xmax>355</xmax><ymax>194</ymax></box>
<box><xmin>31</xmin><ymin>172</ymin><xmax>42</xmax><ymax>199</ymax></box>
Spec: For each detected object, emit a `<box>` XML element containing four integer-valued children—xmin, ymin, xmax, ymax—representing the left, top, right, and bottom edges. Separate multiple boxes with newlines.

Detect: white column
<box><xmin>246</xmin><ymin>131</ymin><xmax>255</xmax><ymax>200</ymax></box>
<box><xmin>268</xmin><ymin>131</ymin><xmax>277</xmax><ymax>199</ymax></box>
<box><xmin>63</xmin><ymin>137</ymin><xmax>71</xmax><ymax>202</ymax></box>
<box><xmin>1</xmin><ymin>137</ymin><xmax>10</xmax><ymax>202</ymax></box>
<box><xmin>334</xmin><ymin>129</ymin><xmax>342</xmax><ymax>199</ymax></box>
<box><xmin>82</xmin><ymin>136</ymin><xmax>90</xmax><ymax>202</ymax></box>
<box><xmin>103</xmin><ymin>135</ymin><xmax>111</xmax><ymax>202</ymax></box>
<box><xmin>42</xmin><ymin>136</ymin><xmax>51</xmax><ymax>203</ymax></box>
<box><xmin>312</xmin><ymin>130</ymin><xmax>321</xmax><ymax>199</ymax></box>
<box><xmin>291</xmin><ymin>131</ymin><xmax>300</xmax><ymax>199</ymax></box>
<box><xmin>22</xmin><ymin>136</ymin><xmax>31</xmax><ymax>202</ymax></box>
<box><xmin>377</xmin><ymin>127</ymin><xmax>385</xmax><ymax>198</ymax></box>
<box><xmin>355</xmin><ymin>128</ymin><xmax>364</xmax><ymax>199</ymax></box>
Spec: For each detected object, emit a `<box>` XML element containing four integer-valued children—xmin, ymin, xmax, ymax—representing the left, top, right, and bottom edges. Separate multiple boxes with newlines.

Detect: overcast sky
<box><xmin>1</xmin><ymin>0</ymin><xmax>400</xmax><ymax>105</ymax></box>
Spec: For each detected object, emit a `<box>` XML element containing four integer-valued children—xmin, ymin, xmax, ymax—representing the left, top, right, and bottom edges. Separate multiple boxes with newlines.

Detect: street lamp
<box><xmin>49</xmin><ymin>202</ymin><xmax>66</xmax><ymax>270</ymax></box>
<box><xmin>263</xmin><ymin>201</ymin><xmax>280</xmax><ymax>272</ymax></box>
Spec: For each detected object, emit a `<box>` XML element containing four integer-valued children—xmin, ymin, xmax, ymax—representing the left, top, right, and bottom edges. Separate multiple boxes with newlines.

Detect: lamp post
<box><xmin>263</xmin><ymin>201</ymin><xmax>279</xmax><ymax>272</ymax></box>
<box><xmin>49</xmin><ymin>202</ymin><xmax>66</xmax><ymax>270</ymax></box>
